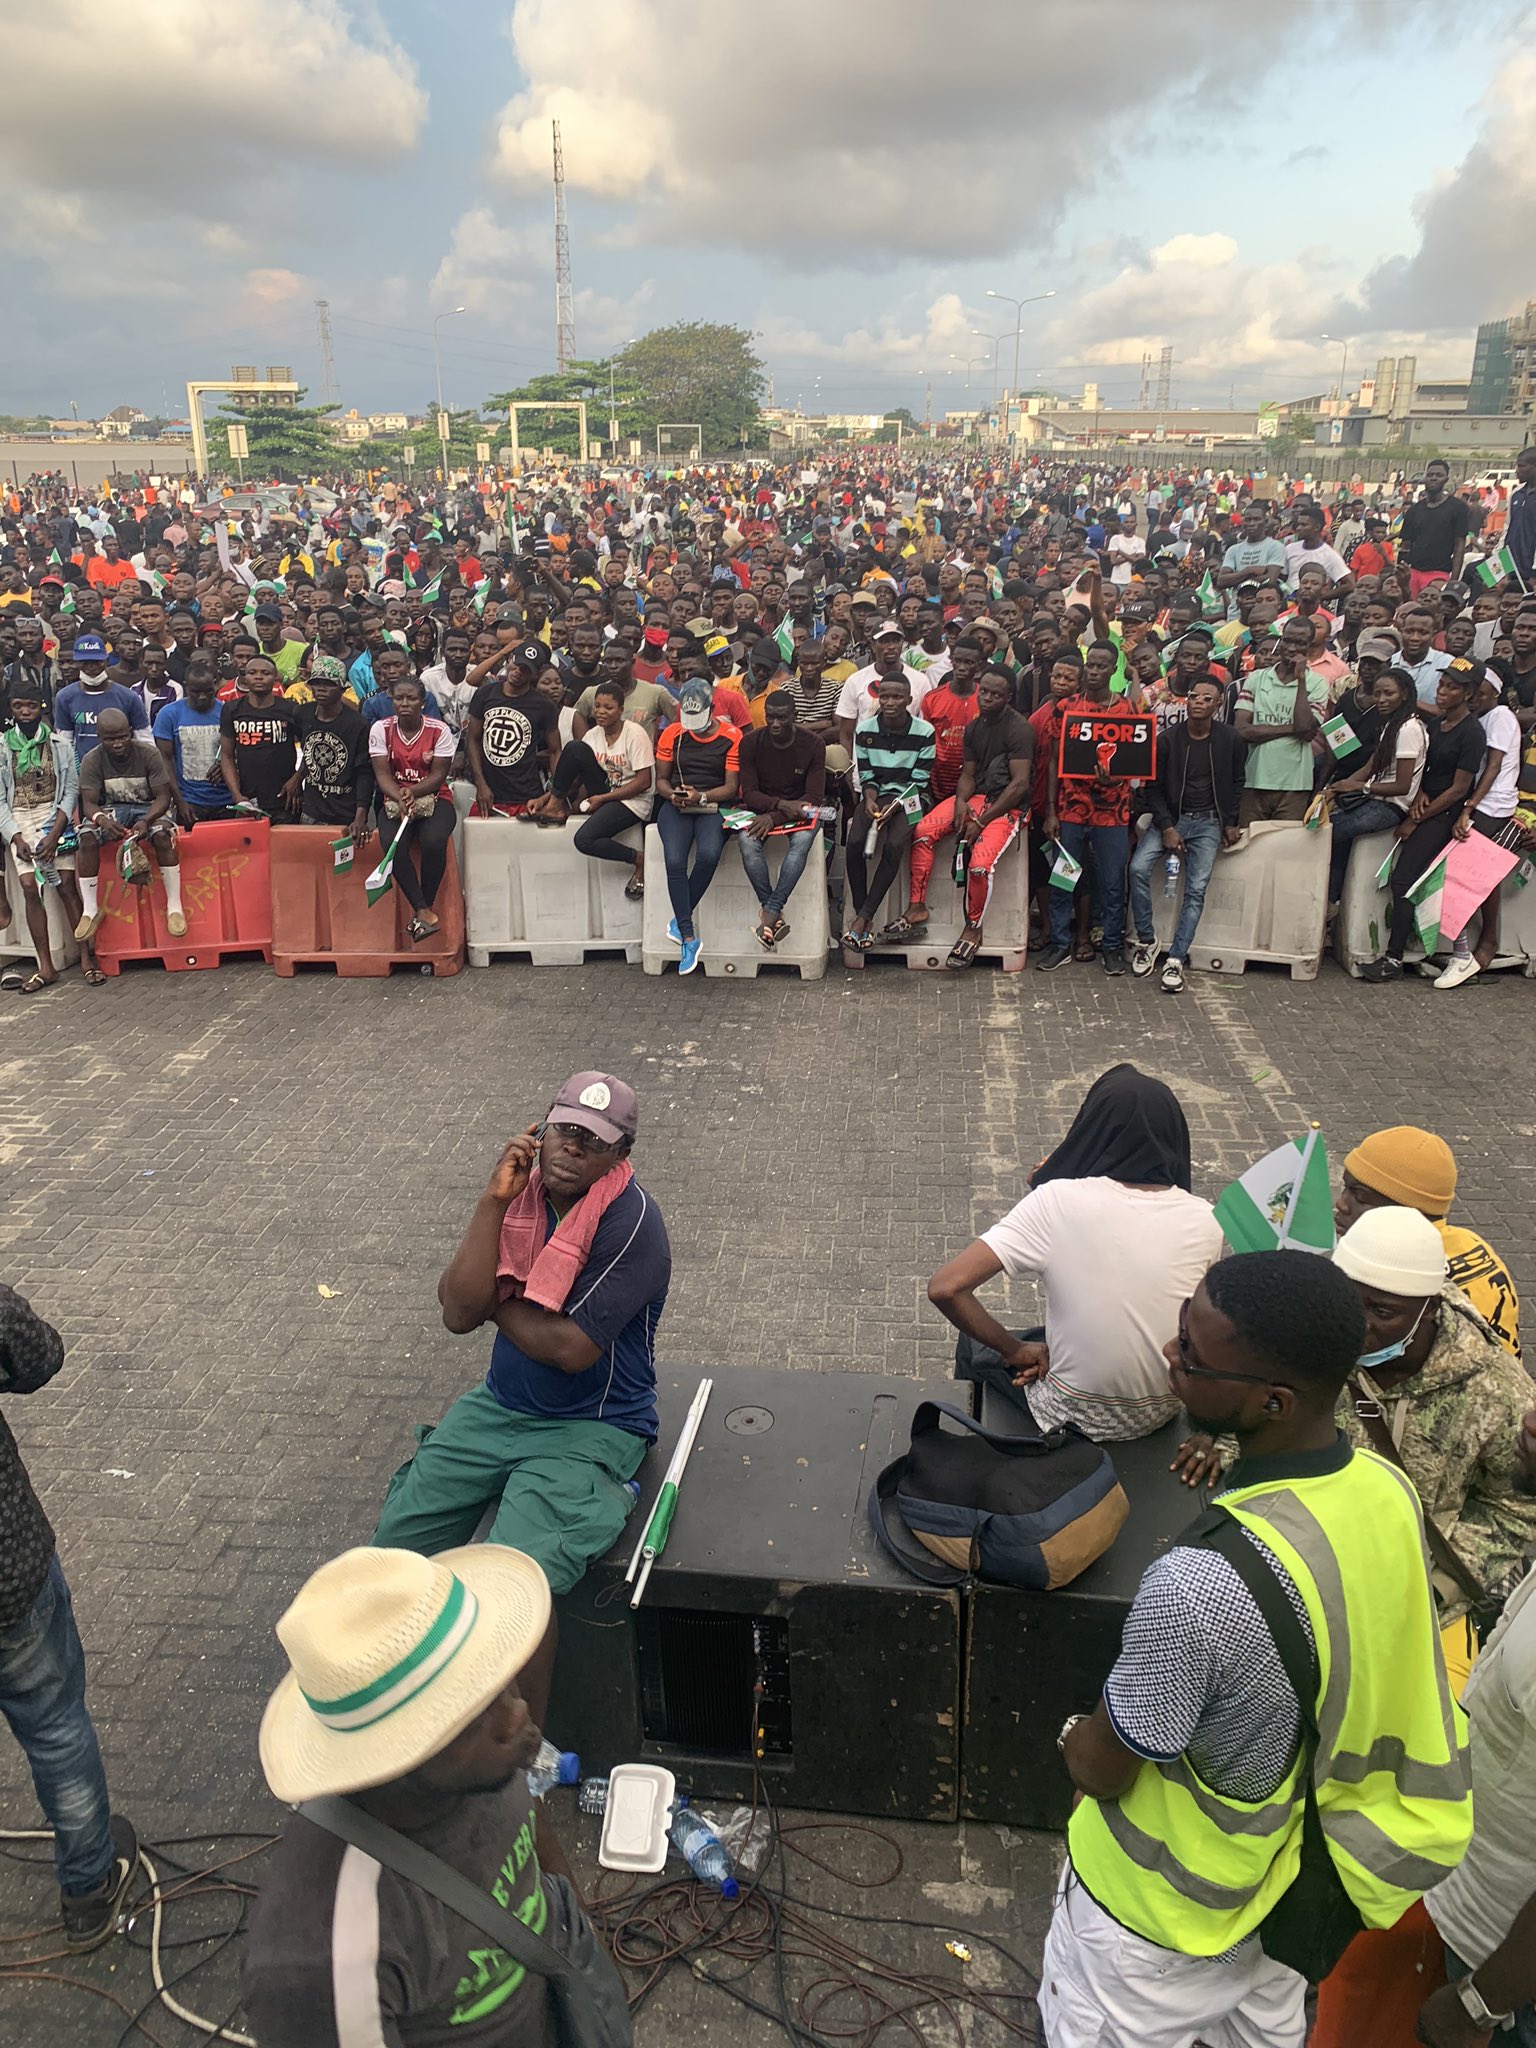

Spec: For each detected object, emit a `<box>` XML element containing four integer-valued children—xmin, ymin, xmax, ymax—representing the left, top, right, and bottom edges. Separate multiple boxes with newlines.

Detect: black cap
<box><xmin>513</xmin><ymin>638</ymin><xmax>548</xmax><ymax>669</ymax></box>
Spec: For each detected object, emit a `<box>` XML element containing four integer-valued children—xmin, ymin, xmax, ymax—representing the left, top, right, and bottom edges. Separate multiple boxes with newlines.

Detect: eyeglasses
<box><xmin>546</xmin><ymin>1120</ymin><xmax>620</xmax><ymax>1157</ymax></box>
<box><xmin>1174</xmin><ymin>1302</ymin><xmax>1294</xmax><ymax>1392</ymax></box>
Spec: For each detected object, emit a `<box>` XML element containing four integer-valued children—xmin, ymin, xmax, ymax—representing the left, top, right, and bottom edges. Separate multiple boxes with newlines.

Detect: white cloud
<box><xmin>489</xmin><ymin>0</ymin><xmax>1350</xmax><ymax>263</ymax></box>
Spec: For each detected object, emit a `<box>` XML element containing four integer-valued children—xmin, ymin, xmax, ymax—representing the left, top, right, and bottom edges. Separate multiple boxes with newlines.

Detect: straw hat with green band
<box><xmin>259</xmin><ymin>1546</ymin><xmax>551</xmax><ymax>1803</ymax></box>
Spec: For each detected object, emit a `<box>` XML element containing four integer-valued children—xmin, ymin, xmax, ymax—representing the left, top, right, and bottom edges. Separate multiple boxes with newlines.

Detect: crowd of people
<box><xmin>2</xmin><ymin>443</ymin><xmax>1534</xmax><ymax>989</ymax></box>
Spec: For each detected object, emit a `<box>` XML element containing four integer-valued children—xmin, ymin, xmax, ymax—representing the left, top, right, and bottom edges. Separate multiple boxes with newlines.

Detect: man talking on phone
<box><xmin>373</xmin><ymin>1073</ymin><xmax>670</xmax><ymax>1719</ymax></box>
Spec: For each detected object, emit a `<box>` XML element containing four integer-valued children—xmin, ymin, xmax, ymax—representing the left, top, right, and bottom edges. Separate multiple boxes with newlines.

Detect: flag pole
<box><xmin>624</xmin><ymin>1377</ymin><xmax>713</xmax><ymax>1588</ymax></box>
<box><xmin>1275</xmin><ymin>1124</ymin><xmax>1321</xmax><ymax>1251</ymax></box>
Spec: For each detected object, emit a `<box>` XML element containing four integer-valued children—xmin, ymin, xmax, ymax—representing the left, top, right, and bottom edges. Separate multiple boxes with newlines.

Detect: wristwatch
<box><xmin>1454</xmin><ymin>1974</ymin><xmax>1513</xmax><ymax>2029</ymax></box>
<box><xmin>1057</xmin><ymin>1713</ymin><xmax>1086</xmax><ymax>1754</ymax></box>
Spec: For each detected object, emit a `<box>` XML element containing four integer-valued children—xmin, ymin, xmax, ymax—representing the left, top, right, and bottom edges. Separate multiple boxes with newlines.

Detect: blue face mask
<box><xmin>1357</xmin><ymin>1298</ymin><xmax>1432</xmax><ymax>1372</ymax></box>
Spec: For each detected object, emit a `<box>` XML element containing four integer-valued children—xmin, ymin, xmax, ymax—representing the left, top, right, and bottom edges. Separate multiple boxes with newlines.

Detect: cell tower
<box><xmin>552</xmin><ymin>120</ymin><xmax>576</xmax><ymax>372</ymax></box>
<box><xmin>315</xmin><ymin>298</ymin><xmax>339</xmax><ymax>405</ymax></box>
<box><xmin>1138</xmin><ymin>352</ymin><xmax>1153</xmax><ymax>409</ymax></box>
<box><xmin>1155</xmin><ymin>344</ymin><xmax>1174</xmax><ymax>410</ymax></box>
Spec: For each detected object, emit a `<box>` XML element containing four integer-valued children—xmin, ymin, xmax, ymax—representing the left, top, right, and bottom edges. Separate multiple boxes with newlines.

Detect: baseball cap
<box><xmin>512</xmin><ymin>638</ymin><xmax>547</xmax><ymax>669</ymax></box>
<box><xmin>495</xmin><ymin>604</ymin><xmax>522</xmax><ymax>624</ymax></box>
<box><xmin>73</xmin><ymin>632</ymin><xmax>108</xmax><ymax>663</ymax></box>
<box><xmin>1445</xmin><ymin>655</ymin><xmax>1488</xmax><ymax>688</ymax></box>
<box><xmin>685</xmin><ymin>615</ymin><xmax>714</xmax><ymax>637</ymax></box>
<box><xmin>549</xmin><ymin>1071</ymin><xmax>638</xmax><ymax>1146</ymax></box>
<box><xmin>678</xmin><ymin>678</ymin><xmax>713</xmax><ymax>729</ymax></box>
<box><xmin>1356</xmin><ymin>633</ymin><xmax>1401</xmax><ymax>662</ymax></box>
<box><xmin>253</xmin><ymin>603</ymin><xmax>283</xmax><ymax>624</ymax></box>
<box><xmin>848</xmin><ymin>590</ymin><xmax>879</xmax><ymax>610</ymax></box>
<box><xmin>704</xmin><ymin>633</ymin><xmax>732</xmax><ymax>660</ymax></box>
<box><xmin>870</xmin><ymin>620</ymin><xmax>903</xmax><ymax>642</ymax></box>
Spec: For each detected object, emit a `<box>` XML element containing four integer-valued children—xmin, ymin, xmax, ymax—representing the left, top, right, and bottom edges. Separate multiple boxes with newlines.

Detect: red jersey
<box><xmin>921</xmin><ymin>684</ymin><xmax>981</xmax><ymax>800</ymax></box>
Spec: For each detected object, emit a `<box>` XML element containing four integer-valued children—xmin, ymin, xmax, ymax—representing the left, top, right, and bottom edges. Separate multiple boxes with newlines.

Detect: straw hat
<box><xmin>259</xmin><ymin>1546</ymin><xmax>551</xmax><ymax>1803</ymax></box>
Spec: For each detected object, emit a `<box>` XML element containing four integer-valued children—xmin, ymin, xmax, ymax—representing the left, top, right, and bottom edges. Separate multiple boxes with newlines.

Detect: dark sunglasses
<box><xmin>546</xmin><ymin>1120</ymin><xmax>620</xmax><ymax>1156</ymax></box>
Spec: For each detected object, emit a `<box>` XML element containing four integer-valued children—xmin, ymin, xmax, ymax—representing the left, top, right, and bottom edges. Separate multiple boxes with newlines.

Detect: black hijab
<box><xmin>1030</xmin><ymin>1064</ymin><xmax>1193</xmax><ymax>1193</ymax></box>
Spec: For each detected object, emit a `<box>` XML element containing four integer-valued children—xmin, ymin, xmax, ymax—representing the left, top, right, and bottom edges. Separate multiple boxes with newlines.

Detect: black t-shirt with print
<box><xmin>220</xmin><ymin>697</ymin><xmax>299</xmax><ymax>817</ymax></box>
<box><xmin>1421</xmin><ymin>712</ymin><xmax>1486</xmax><ymax>800</ymax></box>
<box><xmin>469</xmin><ymin>681</ymin><xmax>557</xmax><ymax>804</ymax></box>
<box><xmin>293</xmin><ymin>704</ymin><xmax>371</xmax><ymax>826</ymax></box>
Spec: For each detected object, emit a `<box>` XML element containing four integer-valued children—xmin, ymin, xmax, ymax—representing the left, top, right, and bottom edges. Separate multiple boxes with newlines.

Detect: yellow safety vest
<box><xmin>1068</xmin><ymin>1448</ymin><xmax>1471</xmax><ymax>1957</ymax></box>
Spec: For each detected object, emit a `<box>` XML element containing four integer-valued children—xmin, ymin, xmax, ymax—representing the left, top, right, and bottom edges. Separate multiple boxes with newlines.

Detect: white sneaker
<box><xmin>1160</xmin><ymin>956</ymin><xmax>1186</xmax><ymax>994</ymax></box>
<box><xmin>1130</xmin><ymin>939</ymin><xmax>1160</xmax><ymax>978</ymax></box>
<box><xmin>1433</xmin><ymin>953</ymin><xmax>1481</xmax><ymax>991</ymax></box>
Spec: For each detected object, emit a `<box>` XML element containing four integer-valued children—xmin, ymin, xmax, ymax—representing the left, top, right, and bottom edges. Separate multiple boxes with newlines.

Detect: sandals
<box><xmin>876</xmin><ymin>914</ymin><xmax>927</xmax><ymax>945</ymax></box>
<box><xmin>947</xmin><ymin>936</ymin><xmax>981</xmax><ymax>971</ymax></box>
<box><xmin>770</xmin><ymin>916</ymin><xmax>790</xmax><ymax>946</ymax></box>
<box><xmin>1072</xmin><ymin>939</ymin><xmax>1096</xmax><ymax>962</ymax></box>
<box><xmin>755</xmin><ymin>920</ymin><xmax>778</xmax><ymax>951</ymax></box>
<box><xmin>406</xmin><ymin>915</ymin><xmax>440</xmax><ymax>943</ymax></box>
<box><xmin>18</xmin><ymin>972</ymin><xmax>55</xmax><ymax>993</ymax></box>
<box><xmin>81</xmin><ymin>964</ymin><xmax>107</xmax><ymax>987</ymax></box>
<box><xmin>0</xmin><ymin>966</ymin><xmax>24</xmax><ymax>991</ymax></box>
<box><xmin>625</xmin><ymin>872</ymin><xmax>645</xmax><ymax>900</ymax></box>
<box><xmin>841</xmin><ymin>929</ymin><xmax>875</xmax><ymax>953</ymax></box>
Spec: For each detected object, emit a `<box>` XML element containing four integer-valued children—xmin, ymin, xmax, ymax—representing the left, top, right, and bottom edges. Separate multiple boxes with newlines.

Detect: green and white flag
<box><xmin>1213</xmin><ymin>1131</ymin><xmax>1335</xmax><ymax>1255</ymax></box>
<box><xmin>1048</xmin><ymin>841</ymin><xmax>1083</xmax><ymax>892</ymax></box>
<box><xmin>330</xmin><ymin>835</ymin><xmax>356</xmax><ymax>874</ymax></box>
<box><xmin>58</xmin><ymin>590</ymin><xmax>75</xmax><ymax>616</ymax></box>
<box><xmin>773</xmin><ymin>618</ymin><xmax>795</xmax><ymax>663</ymax></box>
<box><xmin>1318</xmin><ymin>712</ymin><xmax>1362</xmax><ymax>762</ymax></box>
<box><xmin>1196</xmin><ymin>569</ymin><xmax>1223</xmax><ymax>620</ymax></box>
<box><xmin>1407</xmin><ymin>849</ymin><xmax>1447</xmax><ymax>954</ymax></box>
<box><xmin>47</xmin><ymin>547</ymin><xmax>62</xmax><ymax>567</ymax></box>
<box><xmin>415</xmin><ymin>572</ymin><xmax>443</xmax><ymax>606</ymax></box>
<box><xmin>473</xmin><ymin>580</ymin><xmax>491</xmax><ymax>615</ymax></box>
<box><xmin>363</xmin><ymin>830</ymin><xmax>404</xmax><ymax>907</ymax></box>
<box><xmin>1373</xmin><ymin>844</ymin><xmax>1398</xmax><ymax>892</ymax></box>
<box><xmin>1473</xmin><ymin>545</ymin><xmax>1517</xmax><ymax>589</ymax></box>
<box><xmin>146</xmin><ymin>569</ymin><xmax>167</xmax><ymax>596</ymax></box>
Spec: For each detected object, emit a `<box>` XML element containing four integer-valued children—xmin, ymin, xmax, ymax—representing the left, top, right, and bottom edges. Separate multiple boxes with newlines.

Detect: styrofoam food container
<box><xmin>597</xmin><ymin>1763</ymin><xmax>676</xmax><ymax>1874</ymax></box>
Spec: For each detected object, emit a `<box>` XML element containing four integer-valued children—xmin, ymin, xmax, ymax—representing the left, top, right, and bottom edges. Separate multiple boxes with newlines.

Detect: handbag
<box><xmin>300</xmin><ymin>1795</ymin><xmax>634</xmax><ymax>2048</ymax></box>
<box><xmin>1346</xmin><ymin>1374</ymin><xmax>1496</xmax><ymax>1632</ymax></box>
<box><xmin>1183</xmin><ymin>1508</ymin><xmax>1363</xmax><ymax>1982</ymax></box>
<box><xmin>869</xmin><ymin>1398</ymin><xmax>1127</xmax><ymax>1591</ymax></box>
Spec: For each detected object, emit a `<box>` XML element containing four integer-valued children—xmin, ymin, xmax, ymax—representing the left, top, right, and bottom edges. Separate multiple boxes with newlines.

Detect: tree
<box><xmin>620</xmin><ymin>323</ymin><xmax>765</xmax><ymax>451</ymax></box>
<box><xmin>209</xmin><ymin>390</ymin><xmax>340</xmax><ymax>479</ymax></box>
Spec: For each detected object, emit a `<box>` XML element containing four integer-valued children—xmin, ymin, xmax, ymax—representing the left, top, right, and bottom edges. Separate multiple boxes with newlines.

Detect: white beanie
<box><xmin>1333</xmin><ymin>1207</ymin><xmax>1447</xmax><ymax>1299</ymax></box>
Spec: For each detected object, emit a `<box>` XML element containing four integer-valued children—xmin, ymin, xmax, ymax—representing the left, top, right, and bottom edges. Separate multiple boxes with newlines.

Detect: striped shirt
<box><xmin>854</xmin><ymin>712</ymin><xmax>936</xmax><ymax>800</ymax></box>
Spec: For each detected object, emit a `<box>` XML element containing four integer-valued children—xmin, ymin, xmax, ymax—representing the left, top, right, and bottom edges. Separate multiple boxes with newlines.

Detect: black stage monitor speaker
<box><xmin>548</xmin><ymin>1367</ymin><xmax>963</xmax><ymax>1822</ymax></box>
<box><xmin>961</xmin><ymin>1381</ymin><xmax>1199</xmax><ymax>1827</ymax></box>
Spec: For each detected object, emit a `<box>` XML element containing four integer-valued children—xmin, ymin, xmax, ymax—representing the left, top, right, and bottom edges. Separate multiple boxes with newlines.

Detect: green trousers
<box><xmin>372</xmin><ymin>1381</ymin><xmax>647</xmax><ymax>1593</ymax></box>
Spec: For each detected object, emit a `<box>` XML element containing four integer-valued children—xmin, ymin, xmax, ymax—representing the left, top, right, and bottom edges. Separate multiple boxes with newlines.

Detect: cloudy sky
<box><xmin>4</xmin><ymin>0</ymin><xmax>1535</xmax><ymax>425</ymax></box>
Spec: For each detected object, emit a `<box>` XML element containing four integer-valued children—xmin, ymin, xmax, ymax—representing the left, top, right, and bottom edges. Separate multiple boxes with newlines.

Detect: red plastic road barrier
<box><xmin>269</xmin><ymin>824</ymin><xmax>465</xmax><ymax>977</ymax></box>
<box><xmin>93</xmin><ymin>818</ymin><xmax>273</xmax><ymax>975</ymax></box>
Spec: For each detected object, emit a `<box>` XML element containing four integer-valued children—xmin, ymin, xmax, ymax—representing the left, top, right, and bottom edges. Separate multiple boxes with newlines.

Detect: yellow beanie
<box><xmin>1343</xmin><ymin>1126</ymin><xmax>1456</xmax><ymax>1218</ymax></box>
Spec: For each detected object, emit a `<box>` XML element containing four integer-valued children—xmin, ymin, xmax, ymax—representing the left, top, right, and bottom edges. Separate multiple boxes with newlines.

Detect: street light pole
<box><xmin>985</xmin><ymin>288</ymin><xmax>1055</xmax><ymax>441</ymax></box>
<box><xmin>432</xmin><ymin>305</ymin><xmax>465</xmax><ymax>479</ymax></box>
<box><xmin>1320</xmin><ymin>332</ymin><xmax>1350</xmax><ymax>407</ymax></box>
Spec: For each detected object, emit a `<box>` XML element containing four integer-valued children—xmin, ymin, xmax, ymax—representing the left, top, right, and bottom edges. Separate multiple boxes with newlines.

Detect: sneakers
<box><xmin>1434</xmin><ymin>953</ymin><xmax>1482</xmax><ymax>991</ymax></box>
<box><xmin>1130</xmin><ymin>939</ymin><xmax>1160</xmax><ymax>978</ymax></box>
<box><xmin>1035</xmin><ymin>943</ymin><xmax>1071</xmax><ymax>972</ymax></box>
<box><xmin>665</xmin><ymin>916</ymin><xmax>682</xmax><ymax>947</ymax></box>
<box><xmin>166</xmin><ymin>910</ymin><xmax>187</xmax><ymax>938</ymax></box>
<box><xmin>1160</xmin><ymin>956</ymin><xmax>1186</xmax><ymax>994</ymax></box>
<box><xmin>1359</xmin><ymin>956</ymin><xmax>1404</xmax><ymax>982</ymax></box>
<box><xmin>678</xmin><ymin>935</ymin><xmax>702</xmax><ymax>976</ymax></box>
<box><xmin>61</xmin><ymin>1814</ymin><xmax>138</xmax><ymax>1953</ymax></box>
<box><xmin>1101</xmin><ymin>948</ymin><xmax>1126</xmax><ymax>977</ymax></box>
<box><xmin>74</xmin><ymin>908</ymin><xmax>103</xmax><ymax>941</ymax></box>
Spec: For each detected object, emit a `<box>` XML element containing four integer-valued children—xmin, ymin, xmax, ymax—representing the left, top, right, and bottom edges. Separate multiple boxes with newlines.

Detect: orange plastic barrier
<box><xmin>93</xmin><ymin>818</ymin><xmax>273</xmax><ymax>975</ymax></box>
<box><xmin>269</xmin><ymin>824</ymin><xmax>465</xmax><ymax>977</ymax></box>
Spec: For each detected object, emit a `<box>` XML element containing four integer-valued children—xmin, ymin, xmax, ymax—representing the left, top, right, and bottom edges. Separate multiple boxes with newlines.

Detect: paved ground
<box><xmin>1</xmin><ymin>948</ymin><xmax>1533</xmax><ymax>2046</ymax></box>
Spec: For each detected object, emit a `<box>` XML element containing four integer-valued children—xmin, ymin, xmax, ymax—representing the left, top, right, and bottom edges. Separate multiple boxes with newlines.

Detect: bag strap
<box><xmin>910</xmin><ymin>1398</ymin><xmax>1079</xmax><ymax>1458</ymax></box>
<box><xmin>1183</xmin><ymin>1506</ymin><xmax>1321</xmax><ymax>1743</ymax></box>
<box><xmin>300</xmin><ymin>1795</ymin><xmax>580</xmax><ymax>1993</ymax></box>
<box><xmin>1346</xmin><ymin>1374</ymin><xmax>1490</xmax><ymax>1613</ymax></box>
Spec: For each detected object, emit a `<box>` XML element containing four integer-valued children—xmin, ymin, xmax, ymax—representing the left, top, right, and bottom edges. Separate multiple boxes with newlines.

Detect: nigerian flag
<box><xmin>1474</xmin><ymin>546</ymin><xmax>1517</xmax><ymax>589</ymax></box>
<box><xmin>416</xmin><ymin>572</ymin><xmax>443</xmax><ymax>606</ymax></box>
<box><xmin>1407</xmin><ymin>848</ymin><xmax>1447</xmax><ymax>954</ymax></box>
<box><xmin>1196</xmin><ymin>569</ymin><xmax>1223</xmax><ymax>620</ymax></box>
<box><xmin>363</xmin><ymin>830</ymin><xmax>405</xmax><ymax>907</ymax></box>
<box><xmin>1048</xmin><ymin>841</ymin><xmax>1083</xmax><ymax>892</ymax></box>
<box><xmin>1318</xmin><ymin>712</ymin><xmax>1362</xmax><ymax>762</ymax></box>
<box><xmin>774</xmin><ymin>618</ymin><xmax>795</xmax><ymax>663</ymax></box>
<box><xmin>1213</xmin><ymin>1131</ymin><xmax>1335</xmax><ymax>1255</ymax></box>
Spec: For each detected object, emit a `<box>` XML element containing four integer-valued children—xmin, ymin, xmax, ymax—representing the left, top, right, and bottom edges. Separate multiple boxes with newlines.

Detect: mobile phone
<box><xmin>533</xmin><ymin>1121</ymin><xmax>548</xmax><ymax>1140</ymax></box>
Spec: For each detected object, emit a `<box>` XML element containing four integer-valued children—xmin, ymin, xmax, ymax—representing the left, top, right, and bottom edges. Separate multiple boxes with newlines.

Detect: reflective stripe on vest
<box><xmin>1067</xmin><ymin>1449</ymin><xmax>1471</xmax><ymax>1957</ymax></box>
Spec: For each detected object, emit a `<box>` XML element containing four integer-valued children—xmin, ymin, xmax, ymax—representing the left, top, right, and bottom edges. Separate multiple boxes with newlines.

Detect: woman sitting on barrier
<box><xmin>1325</xmin><ymin>666</ymin><xmax>1426</xmax><ymax>916</ymax></box>
<box><xmin>534</xmin><ymin>681</ymin><xmax>654</xmax><ymax>898</ymax></box>
<box><xmin>367</xmin><ymin>674</ymin><xmax>456</xmax><ymax>943</ymax></box>
<box><xmin>927</xmin><ymin>1065</ymin><xmax>1224</xmax><ymax>1441</ymax></box>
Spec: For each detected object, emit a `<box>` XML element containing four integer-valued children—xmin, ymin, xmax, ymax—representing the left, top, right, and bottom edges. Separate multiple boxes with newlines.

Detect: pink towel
<box><xmin>497</xmin><ymin>1158</ymin><xmax>634</xmax><ymax>1312</ymax></box>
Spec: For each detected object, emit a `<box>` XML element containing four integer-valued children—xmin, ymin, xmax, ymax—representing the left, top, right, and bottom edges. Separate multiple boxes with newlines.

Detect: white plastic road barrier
<box><xmin>641</xmin><ymin>824</ymin><xmax>829</xmax><ymax>979</ymax></box>
<box><xmin>0</xmin><ymin>847</ymin><xmax>80</xmax><ymax>971</ymax></box>
<box><xmin>462</xmin><ymin>813</ymin><xmax>645</xmax><ymax>966</ymax></box>
<box><xmin>1336</xmin><ymin>828</ymin><xmax>1536</xmax><ymax>978</ymax></box>
<box><xmin>838</xmin><ymin>833</ymin><xmax>1031</xmax><ymax>971</ymax></box>
<box><xmin>1150</xmin><ymin>820</ymin><xmax>1327</xmax><ymax>981</ymax></box>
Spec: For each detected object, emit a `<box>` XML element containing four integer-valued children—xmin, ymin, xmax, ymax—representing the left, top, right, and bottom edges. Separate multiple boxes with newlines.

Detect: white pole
<box><xmin>624</xmin><ymin>1377</ymin><xmax>713</xmax><ymax>1583</ymax></box>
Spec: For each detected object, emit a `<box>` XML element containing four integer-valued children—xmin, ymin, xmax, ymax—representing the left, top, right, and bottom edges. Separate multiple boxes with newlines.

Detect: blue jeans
<box><xmin>1049</xmin><ymin>820</ymin><xmax>1128</xmax><ymax>953</ymax></box>
<box><xmin>0</xmin><ymin>1555</ymin><xmax>113</xmax><ymax>1894</ymax></box>
<box><xmin>1129</xmin><ymin>814</ymin><xmax>1223</xmax><ymax>961</ymax></box>
<box><xmin>655</xmin><ymin>803</ymin><xmax>726</xmax><ymax>938</ymax></box>
<box><xmin>737</xmin><ymin>827</ymin><xmax>816</xmax><ymax>921</ymax></box>
<box><xmin>1326</xmin><ymin>796</ymin><xmax>1400</xmax><ymax>903</ymax></box>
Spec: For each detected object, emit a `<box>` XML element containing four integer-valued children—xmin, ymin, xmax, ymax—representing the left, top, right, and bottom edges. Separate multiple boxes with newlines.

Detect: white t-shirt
<box><xmin>1427</xmin><ymin>1564</ymin><xmax>1536</xmax><ymax>1965</ymax></box>
<box><xmin>1372</xmin><ymin>718</ymin><xmax>1427</xmax><ymax>813</ymax></box>
<box><xmin>583</xmin><ymin>717</ymin><xmax>655</xmax><ymax>822</ymax></box>
<box><xmin>1478</xmin><ymin>702</ymin><xmax>1521</xmax><ymax>818</ymax></box>
<box><xmin>1284</xmin><ymin>539</ymin><xmax>1351</xmax><ymax>587</ymax></box>
<box><xmin>420</xmin><ymin>664</ymin><xmax>476</xmax><ymax>737</ymax></box>
<box><xmin>980</xmin><ymin>1177</ymin><xmax>1224</xmax><ymax>1440</ymax></box>
<box><xmin>1106</xmin><ymin>533</ymin><xmax>1146</xmax><ymax>586</ymax></box>
<box><xmin>834</xmin><ymin>662</ymin><xmax>931</xmax><ymax>729</ymax></box>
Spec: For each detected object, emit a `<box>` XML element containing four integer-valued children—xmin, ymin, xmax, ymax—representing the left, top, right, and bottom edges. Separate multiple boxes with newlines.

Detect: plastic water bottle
<box><xmin>1163</xmin><ymin>851</ymin><xmax>1182</xmax><ymax>898</ymax></box>
<box><xmin>526</xmin><ymin>1740</ymin><xmax>580</xmax><ymax>1800</ymax></box>
<box><xmin>669</xmin><ymin>1801</ymin><xmax>740</xmax><ymax>1897</ymax></box>
<box><xmin>577</xmin><ymin>1777</ymin><xmax>609</xmax><ymax>1816</ymax></box>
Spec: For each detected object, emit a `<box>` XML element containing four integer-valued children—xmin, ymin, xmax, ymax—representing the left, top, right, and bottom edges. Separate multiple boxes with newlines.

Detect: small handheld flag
<box><xmin>1213</xmin><ymin>1131</ymin><xmax>1335</xmax><ymax>1255</ymax></box>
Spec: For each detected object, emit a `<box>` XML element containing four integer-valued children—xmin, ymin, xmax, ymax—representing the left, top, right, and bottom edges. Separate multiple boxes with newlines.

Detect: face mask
<box><xmin>1357</xmin><ymin>1297</ymin><xmax>1432</xmax><ymax>1372</ymax></box>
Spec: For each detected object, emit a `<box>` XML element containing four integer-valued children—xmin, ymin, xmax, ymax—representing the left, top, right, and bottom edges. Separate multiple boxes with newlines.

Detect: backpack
<box><xmin>869</xmin><ymin>1399</ymin><xmax>1128</xmax><ymax>1590</ymax></box>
